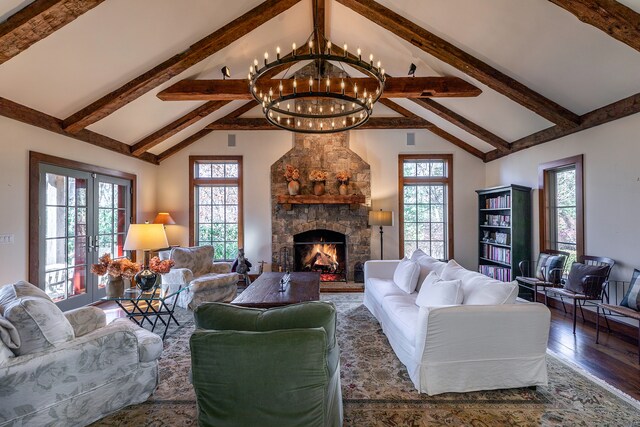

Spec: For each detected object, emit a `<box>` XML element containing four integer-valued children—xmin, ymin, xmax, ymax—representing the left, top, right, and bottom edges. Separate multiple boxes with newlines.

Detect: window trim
<box><xmin>398</xmin><ymin>154</ymin><xmax>454</xmax><ymax>259</ymax></box>
<box><xmin>28</xmin><ymin>151</ymin><xmax>137</xmax><ymax>286</ymax></box>
<box><xmin>538</xmin><ymin>154</ymin><xmax>584</xmax><ymax>258</ymax></box>
<box><xmin>189</xmin><ymin>156</ymin><xmax>244</xmax><ymax>254</ymax></box>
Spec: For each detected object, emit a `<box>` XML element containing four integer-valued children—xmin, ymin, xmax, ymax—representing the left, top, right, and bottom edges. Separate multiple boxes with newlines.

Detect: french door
<box><xmin>34</xmin><ymin>161</ymin><xmax>133</xmax><ymax>311</ymax></box>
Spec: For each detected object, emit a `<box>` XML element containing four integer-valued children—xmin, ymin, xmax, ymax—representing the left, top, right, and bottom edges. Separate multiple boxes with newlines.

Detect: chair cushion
<box><xmin>171</xmin><ymin>246</ymin><xmax>214</xmax><ymax>277</ymax></box>
<box><xmin>393</xmin><ymin>258</ymin><xmax>420</xmax><ymax>294</ymax></box>
<box><xmin>621</xmin><ymin>269</ymin><xmax>640</xmax><ymax>310</ymax></box>
<box><xmin>564</xmin><ymin>262</ymin><xmax>609</xmax><ymax>294</ymax></box>
<box><xmin>415</xmin><ymin>272</ymin><xmax>463</xmax><ymax>307</ymax></box>
<box><xmin>0</xmin><ymin>281</ymin><xmax>74</xmax><ymax>356</ymax></box>
<box><xmin>535</xmin><ymin>254</ymin><xmax>564</xmax><ymax>283</ymax></box>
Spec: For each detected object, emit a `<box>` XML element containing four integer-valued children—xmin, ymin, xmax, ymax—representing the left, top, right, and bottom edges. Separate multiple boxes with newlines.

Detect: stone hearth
<box><xmin>271</xmin><ymin>132</ymin><xmax>370</xmax><ymax>281</ymax></box>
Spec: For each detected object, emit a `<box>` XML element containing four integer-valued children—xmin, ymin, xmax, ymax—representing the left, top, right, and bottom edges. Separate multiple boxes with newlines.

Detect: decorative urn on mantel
<box><xmin>309</xmin><ymin>170</ymin><xmax>328</xmax><ymax>196</ymax></box>
<box><xmin>336</xmin><ymin>170</ymin><xmax>352</xmax><ymax>196</ymax></box>
<box><xmin>284</xmin><ymin>164</ymin><xmax>301</xmax><ymax>196</ymax></box>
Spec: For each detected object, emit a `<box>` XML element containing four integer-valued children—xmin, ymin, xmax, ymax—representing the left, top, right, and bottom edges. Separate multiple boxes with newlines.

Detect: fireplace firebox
<box><xmin>294</xmin><ymin>229</ymin><xmax>346</xmax><ymax>282</ymax></box>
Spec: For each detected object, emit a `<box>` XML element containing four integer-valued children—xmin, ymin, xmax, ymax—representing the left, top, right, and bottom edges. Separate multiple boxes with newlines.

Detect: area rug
<box><xmin>92</xmin><ymin>293</ymin><xmax>640</xmax><ymax>426</ymax></box>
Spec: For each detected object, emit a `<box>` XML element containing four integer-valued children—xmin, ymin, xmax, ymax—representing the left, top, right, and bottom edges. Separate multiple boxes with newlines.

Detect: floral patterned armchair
<box><xmin>0</xmin><ymin>281</ymin><xmax>162</xmax><ymax>426</ymax></box>
<box><xmin>159</xmin><ymin>246</ymin><xmax>238</xmax><ymax>310</ymax></box>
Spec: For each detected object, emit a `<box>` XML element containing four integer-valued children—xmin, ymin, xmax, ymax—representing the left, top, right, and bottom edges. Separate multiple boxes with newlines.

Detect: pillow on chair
<box><xmin>621</xmin><ymin>269</ymin><xmax>640</xmax><ymax>310</ymax></box>
<box><xmin>535</xmin><ymin>254</ymin><xmax>564</xmax><ymax>283</ymax></box>
<box><xmin>564</xmin><ymin>262</ymin><xmax>609</xmax><ymax>294</ymax></box>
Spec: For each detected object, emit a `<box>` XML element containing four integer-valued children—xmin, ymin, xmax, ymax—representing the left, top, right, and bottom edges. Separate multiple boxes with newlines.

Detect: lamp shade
<box><xmin>123</xmin><ymin>224</ymin><xmax>169</xmax><ymax>251</ymax></box>
<box><xmin>153</xmin><ymin>212</ymin><xmax>176</xmax><ymax>225</ymax></box>
<box><xmin>369</xmin><ymin>210</ymin><xmax>394</xmax><ymax>227</ymax></box>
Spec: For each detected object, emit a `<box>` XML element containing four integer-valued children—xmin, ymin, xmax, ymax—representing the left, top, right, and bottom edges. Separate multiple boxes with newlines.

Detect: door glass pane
<box><xmin>44</xmin><ymin>174</ymin><xmax>89</xmax><ymax>302</ymax></box>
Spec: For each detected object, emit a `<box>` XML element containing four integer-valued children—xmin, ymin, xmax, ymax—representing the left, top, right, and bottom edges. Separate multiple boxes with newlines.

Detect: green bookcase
<box><xmin>476</xmin><ymin>185</ymin><xmax>532</xmax><ymax>287</ymax></box>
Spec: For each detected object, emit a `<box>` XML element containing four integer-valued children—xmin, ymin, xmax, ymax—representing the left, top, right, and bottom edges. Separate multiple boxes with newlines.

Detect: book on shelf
<box><xmin>480</xmin><ymin>243</ymin><xmax>511</xmax><ymax>264</ymax></box>
<box><xmin>479</xmin><ymin>265</ymin><xmax>511</xmax><ymax>281</ymax></box>
<box><xmin>484</xmin><ymin>214</ymin><xmax>510</xmax><ymax>226</ymax></box>
<box><xmin>485</xmin><ymin>194</ymin><xmax>511</xmax><ymax>209</ymax></box>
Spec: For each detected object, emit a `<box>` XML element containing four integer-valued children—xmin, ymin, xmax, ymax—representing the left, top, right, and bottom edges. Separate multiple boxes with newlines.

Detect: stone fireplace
<box><xmin>271</xmin><ymin>132</ymin><xmax>371</xmax><ymax>281</ymax></box>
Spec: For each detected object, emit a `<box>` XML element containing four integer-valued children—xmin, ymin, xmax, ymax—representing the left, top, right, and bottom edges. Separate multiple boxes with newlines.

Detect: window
<box><xmin>539</xmin><ymin>155</ymin><xmax>584</xmax><ymax>267</ymax></box>
<box><xmin>190</xmin><ymin>156</ymin><xmax>243</xmax><ymax>260</ymax></box>
<box><xmin>29</xmin><ymin>152</ymin><xmax>134</xmax><ymax>311</ymax></box>
<box><xmin>399</xmin><ymin>154</ymin><xmax>453</xmax><ymax>260</ymax></box>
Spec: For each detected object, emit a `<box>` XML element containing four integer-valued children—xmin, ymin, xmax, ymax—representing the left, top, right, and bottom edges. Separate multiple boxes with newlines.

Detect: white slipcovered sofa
<box><xmin>0</xmin><ymin>281</ymin><xmax>162</xmax><ymax>426</ymax></box>
<box><xmin>364</xmin><ymin>250</ymin><xmax>551</xmax><ymax>395</ymax></box>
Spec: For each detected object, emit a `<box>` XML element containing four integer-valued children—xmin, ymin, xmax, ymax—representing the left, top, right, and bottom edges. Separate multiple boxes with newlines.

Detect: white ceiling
<box><xmin>1</xmin><ymin>0</ymin><xmax>639</xmax><ymax>156</ymax></box>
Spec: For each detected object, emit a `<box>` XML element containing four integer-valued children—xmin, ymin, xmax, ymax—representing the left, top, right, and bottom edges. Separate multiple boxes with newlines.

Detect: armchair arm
<box><xmin>64</xmin><ymin>306</ymin><xmax>106</xmax><ymax>337</ymax></box>
<box><xmin>161</xmin><ymin>268</ymin><xmax>194</xmax><ymax>288</ymax></box>
<box><xmin>364</xmin><ymin>260</ymin><xmax>400</xmax><ymax>282</ymax></box>
<box><xmin>518</xmin><ymin>260</ymin><xmax>530</xmax><ymax>277</ymax></box>
<box><xmin>209</xmin><ymin>262</ymin><xmax>232</xmax><ymax>274</ymax></box>
<box><xmin>0</xmin><ymin>322</ymin><xmax>143</xmax><ymax>423</ymax></box>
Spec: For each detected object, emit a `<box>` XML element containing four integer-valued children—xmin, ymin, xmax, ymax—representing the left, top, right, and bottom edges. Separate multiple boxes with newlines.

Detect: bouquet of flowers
<box><xmin>91</xmin><ymin>253</ymin><xmax>140</xmax><ymax>279</ymax></box>
<box><xmin>335</xmin><ymin>170</ymin><xmax>352</xmax><ymax>183</ymax></box>
<box><xmin>283</xmin><ymin>164</ymin><xmax>300</xmax><ymax>181</ymax></box>
<box><xmin>309</xmin><ymin>169</ymin><xmax>328</xmax><ymax>182</ymax></box>
<box><xmin>149</xmin><ymin>256</ymin><xmax>175</xmax><ymax>274</ymax></box>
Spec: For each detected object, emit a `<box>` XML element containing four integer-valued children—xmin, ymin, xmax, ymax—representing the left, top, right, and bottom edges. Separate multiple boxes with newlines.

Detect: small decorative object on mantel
<box><xmin>284</xmin><ymin>164</ymin><xmax>300</xmax><ymax>196</ymax></box>
<box><xmin>309</xmin><ymin>170</ymin><xmax>328</xmax><ymax>196</ymax></box>
<box><xmin>91</xmin><ymin>253</ymin><xmax>141</xmax><ymax>297</ymax></box>
<box><xmin>335</xmin><ymin>170</ymin><xmax>352</xmax><ymax>196</ymax></box>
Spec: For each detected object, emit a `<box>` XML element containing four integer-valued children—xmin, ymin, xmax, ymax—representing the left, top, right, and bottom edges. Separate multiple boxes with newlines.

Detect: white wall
<box><xmin>485</xmin><ymin>113</ymin><xmax>640</xmax><ymax>282</ymax></box>
<box><xmin>157</xmin><ymin>129</ymin><xmax>486</xmax><ymax>273</ymax></box>
<box><xmin>0</xmin><ymin>117</ymin><xmax>158</xmax><ymax>285</ymax></box>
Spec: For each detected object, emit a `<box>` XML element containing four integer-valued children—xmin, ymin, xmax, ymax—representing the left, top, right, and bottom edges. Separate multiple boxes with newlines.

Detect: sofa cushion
<box><xmin>416</xmin><ymin>272</ymin><xmax>463</xmax><ymax>307</ymax></box>
<box><xmin>366</xmin><ymin>278</ymin><xmax>407</xmax><ymax>305</ymax></box>
<box><xmin>0</xmin><ymin>282</ymin><xmax>74</xmax><ymax>356</ymax></box>
<box><xmin>190</xmin><ymin>273</ymin><xmax>239</xmax><ymax>293</ymax></box>
<box><xmin>393</xmin><ymin>258</ymin><xmax>421</xmax><ymax>294</ymax></box>
<box><xmin>564</xmin><ymin>262</ymin><xmax>609</xmax><ymax>294</ymax></box>
<box><xmin>412</xmin><ymin>253</ymin><xmax>447</xmax><ymax>292</ymax></box>
<box><xmin>621</xmin><ymin>269</ymin><xmax>640</xmax><ymax>310</ymax></box>
<box><xmin>380</xmin><ymin>294</ymin><xmax>419</xmax><ymax>346</ymax></box>
<box><xmin>462</xmin><ymin>275</ymin><xmax>519</xmax><ymax>305</ymax></box>
<box><xmin>171</xmin><ymin>246</ymin><xmax>214</xmax><ymax>277</ymax></box>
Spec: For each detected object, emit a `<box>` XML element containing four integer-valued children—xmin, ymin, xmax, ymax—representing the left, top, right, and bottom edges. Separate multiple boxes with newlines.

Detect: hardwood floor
<box><xmin>96</xmin><ymin>293</ymin><xmax>640</xmax><ymax>401</ymax></box>
<box><xmin>548</xmin><ymin>307</ymin><xmax>640</xmax><ymax>401</ymax></box>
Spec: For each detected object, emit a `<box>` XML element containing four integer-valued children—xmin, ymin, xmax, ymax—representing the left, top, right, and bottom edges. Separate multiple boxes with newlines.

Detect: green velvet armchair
<box><xmin>190</xmin><ymin>301</ymin><xmax>343</xmax><ymax>427</ymax></box>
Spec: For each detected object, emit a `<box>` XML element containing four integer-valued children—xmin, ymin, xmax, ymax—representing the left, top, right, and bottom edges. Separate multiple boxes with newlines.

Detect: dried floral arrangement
<box><xmin>91</xmin><ymin>253</ymin><xmax>140</xmax><ymax>279</ymax></box>
<box><xmin>309</xmin><ymin>170</ymin><xmax>328</xmax><ymax>182</ymax></box>
<box><xmin>335</xmin><ymin>170</ymin><xmax>352</xmax><ymax>183</ymax></box>
<box><xmin>149</xmin><ymin>256</ymin><xmax>175</xmax><ymax>274</ymax></box>
<box><xmin>283</xmin><ymin>164</ymin><xmax>300</xmax><ymax>181</ymax></box>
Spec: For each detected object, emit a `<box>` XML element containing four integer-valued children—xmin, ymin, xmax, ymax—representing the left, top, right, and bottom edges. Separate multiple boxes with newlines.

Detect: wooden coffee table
<box><xmin>231</xmin><ymin>272</ymin><xmax>320</xmax><ymax>308</ymax></box>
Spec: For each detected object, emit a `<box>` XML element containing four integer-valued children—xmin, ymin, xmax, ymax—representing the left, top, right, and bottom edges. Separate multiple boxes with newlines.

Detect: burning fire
<box><xmin>303</xmin><ymin>244</ymin><xmax>339</xmax><ymax>272</ymax></box>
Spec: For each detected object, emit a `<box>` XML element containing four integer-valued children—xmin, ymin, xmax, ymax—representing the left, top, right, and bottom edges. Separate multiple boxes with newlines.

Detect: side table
<box><xmin>102</xmin><ymin>285</ymin><xmax>187</xmax><ymax>340</ymax></box>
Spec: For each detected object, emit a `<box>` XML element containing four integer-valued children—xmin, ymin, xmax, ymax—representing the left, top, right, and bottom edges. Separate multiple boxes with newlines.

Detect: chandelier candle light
<box><xmin>248</xmin><ymin>23</ymin><xmax>386</xmax><ymax>133</ymax></box>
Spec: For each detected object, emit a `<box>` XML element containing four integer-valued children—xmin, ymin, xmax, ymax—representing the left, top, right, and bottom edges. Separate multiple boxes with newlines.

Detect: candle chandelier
<box><xmin>248</xmin><ymin>3</ymin><xmax>386</xmax><ymax>134</ymax></box>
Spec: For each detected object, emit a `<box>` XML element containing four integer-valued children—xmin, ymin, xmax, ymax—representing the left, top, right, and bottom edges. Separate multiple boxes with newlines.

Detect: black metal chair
<box><xmin>515</xmin><ymin>249</ymin><xmax>569</xmax><ymax>305</ymax></box>
<box><xmin>548</xmin><ymin>255</ymin><xmax>615</xmax><ymax>334</ymax></box>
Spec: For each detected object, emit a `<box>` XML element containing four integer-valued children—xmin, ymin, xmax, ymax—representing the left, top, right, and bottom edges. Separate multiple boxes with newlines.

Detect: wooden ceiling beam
<box><xmin>0</xmin><ymin>97</ymin><xmax>158</xmax><ymax>164</ymax></box>
<box><xmin>157</xmin><ymin>76</ymin><xmax>481</xmax><ymax>101</ymax></box>
<box><xmin>156</xmin><ymin>101</ymin><xmax>258</xmax><ymax>162</ymax></box>
<box><xmin>130</xmin><ymin>100</ymin><xmax>230</xmax><ymax>156</ymax></box>
<box><xmin>157</xmin><ymin>129</ymin><xmax>213</xmax><ymax>163</ymax></box>
<box><xmin>61</xmin><ymin>0</ymin><xmax>302</xmax><ymax>133</ymax></box>
<box><xmin>485</xmin><ymin>91</ymin><xmax>640</xmax><ymax>161</ymax></box>
<box><xmin>427</xmin><ymin>125</ymin><xmax>486</xmax><ymax>160</ymax></box>
<box><xmin>336</xmin><ymin>0</ymin><xmax>581</xmax><ymax>128</ymax></box>
<box><xmin>548</xmin><ymin>0</ymin><xmax>640</xmax><ymax>53</ymax></box>
<box><xmin>0</xmin><ymin>0</ymin><xmax>105</xmax><ymax>64</ymax></box>
<box><xmin>313</xmin><ymin>0</ymin><xmax>325</xmax><ymax>48</ymax></box>
<box><xmin>410</xmin><ymin>98</ymin><xmax>511</xmax><ymax>152</ymax></box>
<box><xmin>206</xmin><ymin>117</ymin><xmax>433</xmax><ymax>130</ymax></box>
<box><xmin>378</xmin><ymin>98</ymin><xmax>419</xmax><ymax>118</ymax></box>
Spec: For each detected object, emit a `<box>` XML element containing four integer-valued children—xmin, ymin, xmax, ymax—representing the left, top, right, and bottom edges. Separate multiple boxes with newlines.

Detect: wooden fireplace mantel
<box><xmin>277</xmin><ymin>194</ymin><xmax>366</xmax><ymax>211</ymax></box>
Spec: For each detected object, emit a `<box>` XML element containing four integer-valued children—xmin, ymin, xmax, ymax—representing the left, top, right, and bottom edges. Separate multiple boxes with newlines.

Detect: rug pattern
<box><xmin>92</xmin><ymin>294</ymin><xmax>640</xmax><ymax>426</ymax></box>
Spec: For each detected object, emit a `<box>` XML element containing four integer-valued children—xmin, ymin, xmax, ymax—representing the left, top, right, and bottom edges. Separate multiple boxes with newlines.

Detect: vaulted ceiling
<box><xmin>1</xmin><ymin>0</ymin><xmax>640</xmax><ymax>164</ymax></box>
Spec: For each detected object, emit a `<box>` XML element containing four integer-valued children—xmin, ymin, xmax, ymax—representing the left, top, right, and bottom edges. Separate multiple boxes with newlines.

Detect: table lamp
<box><xmin>368</xmin><ymin>209</ymin><xmax>394</xmax><ymax>260</ymax></box>
<box><xmin>123</xmin><ymin>223</ymin><xmax>169</xmax><ymax>290</ymax></box>
<box><xmin>152</xmin><ymin>212</ymin><xmax>176</xmax><ymax>226</ymax></box>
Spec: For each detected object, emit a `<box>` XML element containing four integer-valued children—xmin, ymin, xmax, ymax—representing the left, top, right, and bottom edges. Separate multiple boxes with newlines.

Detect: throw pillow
<box><xmin>462</xmin><ymin>277</ymin><xmax>519</xmax><ymax>305</ymax></box>
<box><xmin>415</xmin><ymin>272</ymin><xmax>463</xmax><ymax>307</ymax></box>
<box><xmin>393</xmin><ymin>257</ymin><xmax>421</xmax><ymax>294</ymax></box>
<box><xmin>621</xmin><ymin>269</ymin><xmax>640</xmax><ymax>310</ymax></box>
<box><xmin>410</xmin><ymin>248</ymin><xmax>427</xmax><ymax>262</ymax></box>
<box><xmin>564</xmin><ymin>262</ymin><xmax>609</xmax><ymax>294</ymax></box>
<box><xmin>171</xmin><ymin>246</ymin><xmax>214</xmax><ymax>277</ymax></box>
<box><xmin>535</xmin><ymin>254</ymin><xmax>564</xmax><ymax>283</ymax></box>
<box><xmin>415</xmin><ymin>254</ymin><xmax>447</xmax><ymax>291</ymax></box>
<box><xmin>0</xmin><ymin>281</ymin><xmax>75</xmax><ymax>356</ymax></box>
<box><xmin>441</xmin><ymin>259</ymin><xmax>476</xmax><ymax>283</ymax></box>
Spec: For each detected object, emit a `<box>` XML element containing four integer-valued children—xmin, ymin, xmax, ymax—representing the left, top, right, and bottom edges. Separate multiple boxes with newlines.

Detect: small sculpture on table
<box><xmin>279</xmin><ymin>271</ymin><xmax>291</xmax><ymax>292</ymax></box>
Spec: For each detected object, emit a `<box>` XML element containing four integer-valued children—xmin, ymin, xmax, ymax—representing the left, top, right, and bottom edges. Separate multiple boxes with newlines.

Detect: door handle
<box><xmin>88</xmin><ymin>235</ymin><xmax>93</xmax><ymax>252</ymax></box>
